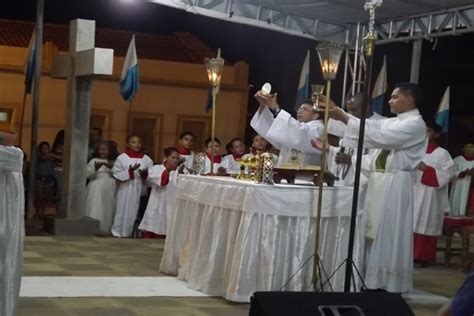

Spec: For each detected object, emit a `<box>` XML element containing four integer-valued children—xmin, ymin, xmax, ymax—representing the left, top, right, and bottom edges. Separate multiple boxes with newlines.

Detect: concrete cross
<box><xmin>49</xmin><ymin>19</ymin><xmax>113</xmax><ymax>234</ymax></box>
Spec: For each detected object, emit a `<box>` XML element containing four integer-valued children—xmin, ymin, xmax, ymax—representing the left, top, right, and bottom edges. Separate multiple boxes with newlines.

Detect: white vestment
<box><xmin>181</xmin><ymin>152</ymin><xmax>194</xmax><ymax>170</ymax></box>
<box><xmin>222</xmin><ymin>154</ymin><xmax>241</xmax><ymax>173</ymax></box>
<box><xmin>203</xmin><ymin>155</ymin><xmax>231</xmax><ymax>174</ymax></box>
<box><xmin>250</xmin><ymin>105</ymin><xmax>324</xmax><ymax>167</ymax></box>
<box><xmin>449</xmin><ymin>155</ymin><xmax>474</xmax><ymax>216</ymax></box>
<box><xmin>328</xmin><ymin>113</ymin><xmax>385</xmax><ymax>186</ymax></box>
<box><xmin>343</xmin><ymin>108</ymin><xmax>427</xmax><ymax>293</ymax></box>
<box><xmin>85</xmin><ymin>158</ymin><xmax>117</xmax><ymax>235</ymax></box>
<box><xmin>0</xmin><ymin>146</ymin><xmax>24</xmax><ymax>316</ymax></box>
<box><xmin>413</xmin><ymin>146</ymin><xmax>454</xmax><ymax>235</ymax></box>
<box><xmin>139</xmin><ymin>165</ymin><xmax>178</xmax><ymax>235</ymax></box>
<box><xmin>111</xmin><ymin>153</ymin><xmax>154</xmax><ymax>237</ymax></box>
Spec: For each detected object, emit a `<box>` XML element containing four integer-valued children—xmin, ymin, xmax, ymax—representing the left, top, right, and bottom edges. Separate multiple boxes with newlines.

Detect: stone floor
<box><xmin>17</xmin><ymin>235</ymin><xmax>472</xmax><ymax>315</ymax></box>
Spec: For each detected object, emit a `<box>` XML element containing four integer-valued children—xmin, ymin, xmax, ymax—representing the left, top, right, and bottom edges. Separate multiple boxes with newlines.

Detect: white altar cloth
<box><xmin>0</xmin><ymin>146</ymin><xmax>24</xmax><ymax>315</ymax></box>
<box><xmin>159</xmin><ymin>175</ymin><xmax>360</xmax><ymax>302</ymax></box>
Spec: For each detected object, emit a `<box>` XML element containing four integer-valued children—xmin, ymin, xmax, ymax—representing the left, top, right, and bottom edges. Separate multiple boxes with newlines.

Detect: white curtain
<box><xmin>0</xmin><ymin>146</ymin><xmax>24</xmax><ymax>316</ymax></box>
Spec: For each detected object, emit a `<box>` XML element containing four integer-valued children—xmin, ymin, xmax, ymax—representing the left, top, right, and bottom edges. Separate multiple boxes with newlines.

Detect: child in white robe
<box><xmin>223</xmin><ymin>137</ymin><xmax>246</xmax><ymax>173</ymax></box>
<box><xmin>203</xmin><ymin>137</ymin><xmax>231</xmax><ymax>174</ymax></box>
<box><xmin>241</xmin><ymin>134</ymin><xmax>278</xmax><ymax>163</ymax></box>
<box><xmin>449</xmin><ymin>143</ymin><xmax>474</xmax><ymax>216</ymax></box>
<box><xmin>111</xmin><ymin>135</ymin><xmax>154</xmax><ymax>237</ymax></box>
<box><xmin>85</xmin><ymin>141</ymin><xmax>118</xmax><ymax>235</ymax></box>
<box><xmin>413</xmin><ymin>122</ymin><xmax>454</xmax><ymax>264</ymax></box>
<box><xmin>139</xmin><ymin>147</ymin><xmax>183</xmax><ymax>238</ymax></box>
<box><xmin>177</xmin><ymin>131</ymin><xmax>195</xmax><ymax>170</ymax></box>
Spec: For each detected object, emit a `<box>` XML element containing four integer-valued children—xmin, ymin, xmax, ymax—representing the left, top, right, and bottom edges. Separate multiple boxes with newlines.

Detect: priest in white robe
<box><xmin>413</xmin><ymin>121</ymin><xmax>454</xmax><ymax>264</ymax></box>
<box><xmin>449</xmin><ymin>143</ymin><xmax>474</xmax><ymax>216</ymax></box>
<box><xmin>323</xmin><ymin>82</ymin><xmax>427</xmax><ymax>293</ymax></box>
<box><xmin>251</xmin><ymin>92</ymin><xmax>327</xmax><ymax>168</ymax></box>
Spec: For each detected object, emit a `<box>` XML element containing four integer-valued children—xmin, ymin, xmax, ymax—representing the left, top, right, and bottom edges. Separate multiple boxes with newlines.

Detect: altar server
<box><xmin>323</xmin><ymin>82</ymin><xmax>427</xmax><ymax>293</ymax></box>
<box><xmin>177</xmin><ymin>131</ymin><xmax>195</xmax><ymax>170</ymax></box>
<box><xmin>326</xmin><ymin>93</ymin><xmax>385</xmax><ymax>186</ymax></box>
<box><xmin>223</xmin><ymin>138</ymin><xmax>246</xmax><ymax>173</ymax></box>
<box><xmin>241</xmin><ymin>134</ymin><xmax>278</xmax><ymax>162</ymax></box>
<box><xmin>413</xmin><ymin>122</ymin><xmax>454</xmax><ymax>265</ymax></box>
<box><xmin>449</xmin><ymin>143</ymin><xmax>474</xmax><ymax>216</ymax></box>
<box><xmin>203</xmin><ymin>137</ymin><xmax>230</xmax><ymax>174</ymax></box>
<box><xmin>85</xmin><ymin>141</ymin><xmax>119</xmax><ymax>235</ymax></box>
<box><xmin>139</xmin><ymin>147</ymin><xmax>181</xmax><ymax>238</ymax></box>
<box><xmin>111</xmin><ymin>134</ymin><xmax>154</xmax><ymax>237</ymax></box>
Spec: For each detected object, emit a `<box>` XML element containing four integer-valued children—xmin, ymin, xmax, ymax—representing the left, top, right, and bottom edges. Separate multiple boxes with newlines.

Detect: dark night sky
<box><xmin>2</xmin><ymin>0</ymin><xmax>473</xmax><ymax>152</ymax></box>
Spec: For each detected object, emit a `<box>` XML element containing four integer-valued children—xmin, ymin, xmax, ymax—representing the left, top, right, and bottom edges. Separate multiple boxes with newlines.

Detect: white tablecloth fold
<box><xmin>160</xmin><ymin>175</ymin><xmax>361</xmax><ymax>302</ymax></box>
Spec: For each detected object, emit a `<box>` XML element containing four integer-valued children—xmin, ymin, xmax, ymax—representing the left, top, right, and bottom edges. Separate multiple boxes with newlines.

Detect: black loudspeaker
<box><xmin>249</xmin><ymin>291</ymin><xmax>414</xmax><ymax>316</ymax></box>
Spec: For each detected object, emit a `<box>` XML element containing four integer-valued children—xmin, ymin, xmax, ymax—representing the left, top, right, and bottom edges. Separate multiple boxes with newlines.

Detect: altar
<box><xmin>159</xmin><ymin>175</ymin><xmax>362</xmax><ymax>302</ymax></box>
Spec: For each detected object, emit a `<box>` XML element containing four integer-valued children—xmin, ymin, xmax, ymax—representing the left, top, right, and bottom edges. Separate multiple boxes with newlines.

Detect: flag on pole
<box><xmin>24</xmin><ymin>29</ymin><xmax>36</xmax><ymax>94</ymax></box>
<box><xmin>120</xmin><ymin>35</ymin><xmax>139</xmax><ymax>101</ymax></box>
<box><xmin>205</xmin><ymin>86</ymin><xmax>213</xmax><ymax>112</ymax></box>
<box><xmin>435</xmin><ymin>86</ymin><xmax>450</xmax><ymax>134</ymax></box>
<box><xmin>371</xmin><ymin>55</ymin><xmax>387</xmax><ymax>114</ymax></box>
<box><xmin>296</xmin><ymin>50</ymin><xmax>310</xmax><ymax>106</ymax></box>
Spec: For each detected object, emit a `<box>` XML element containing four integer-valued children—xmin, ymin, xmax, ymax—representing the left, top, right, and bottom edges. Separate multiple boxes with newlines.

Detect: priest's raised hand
<box><xmin>254</xmin><ymin>90</ymin><xmax>279</xmax><ymax>111</ymax></box>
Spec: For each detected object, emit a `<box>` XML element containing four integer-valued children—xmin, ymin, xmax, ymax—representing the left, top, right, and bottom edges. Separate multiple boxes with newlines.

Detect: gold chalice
<box><xmin>311</xmin><ymin>84</ymin><xmax>325</xmax><ymax>113</ymax></box>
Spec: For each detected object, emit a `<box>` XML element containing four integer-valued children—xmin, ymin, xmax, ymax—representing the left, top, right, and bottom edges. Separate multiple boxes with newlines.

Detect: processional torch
<box><xmin>312</xmin><ymin>42</ymin><xmax>344</xmax><ymax>290</ymax></box>
<box><xmin>343</xmin><ymin>0</ymin><xmax>382</xmax><ymax>292</ymax></box>
<box><xmin>204</xmin><ymin>49</ymin><xmax>224</xmax><ymax>175</ymax></box>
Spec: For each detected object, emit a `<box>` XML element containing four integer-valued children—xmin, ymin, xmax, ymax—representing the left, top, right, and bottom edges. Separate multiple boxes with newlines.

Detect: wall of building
<box><xmin>0</xmin><ymin>43</ymin><xmax>249</xmax><ymax>161</ymax></box>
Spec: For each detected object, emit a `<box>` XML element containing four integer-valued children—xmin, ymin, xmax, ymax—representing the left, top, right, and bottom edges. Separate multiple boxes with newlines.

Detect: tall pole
<box><xmin>410</xmin><ymin>39</ymin><xmax>422</xmax><ymax>83</ymax></box>
<box><xmin>18</xmin><ymin>90</ymin><xmax>28</xmax><ymax>147</ymax></box>
<box><xmin>27</xmin><ymin>0</ymin><xmax>44</xmax><ymax>219</ymax></box>
<box><xmin>210</xmin><ymin>86</ymin><xmax>217</xmax><ymax>175</ymax></box>
<box><xmin>127</xmin><ymin>100</ymin><xmax>133</xmax><ymax>136</ymax></box>
<box><xmin>312</xmin><ymin>80</ymin><xmax>332</xmax><ymax>290</ymax></box>
<box><xmin>343</xmin><ymin>2</ymin><xmax>379</xmax><ymax>292</ymax></box>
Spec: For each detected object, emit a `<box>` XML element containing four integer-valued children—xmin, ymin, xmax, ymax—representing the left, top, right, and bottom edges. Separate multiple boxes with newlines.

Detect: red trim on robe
<box><xmin>206</xmin><ymin>153</ymin><xmax>222</xmax><ymax>163</ymax></box>
<box><xmin>426</xmin><ymin>142</ymin><xmax>438</xmax><ymax>154</ymax></box>
<box><xmin>462</xmin><ymin>154</ymin><xmax>474</xmax><ymax>161</ymax></box>
<box><xmin>128</xmin><ymin>168</ymin><xmax>135</xmax><ymax>180</ymax></box>
<box><xmin>125</xmin><ymin>149</ymin><xmax>144</xmax><ymax>159</ymax></box>
<box><xmin>232</xmin><ymin>153</ymin><xmax>243</xmax><ymax>160</ymax></box>
<box><xmin>143</xmin><ymin>231</ymin><xmax>166</xmax><ymax>239</ymax></box>
<box><xmin>177</xmin><ymin>146</ymin><xmax>191</xmax><ymax>156</ymax></box>
<box><xmin>413</xmin><ymin>233</ymin><xmax>437</xmax><ymax>263</ymax></box>
<box><xmin>421</xmin><ymin>165</ymin><xmax>439</xmax><ymax>187</ymax></box>
<box><xmin>161</xmin><ymin>169</ymin><xmax>170</xmax><ymax>186</ymax></box>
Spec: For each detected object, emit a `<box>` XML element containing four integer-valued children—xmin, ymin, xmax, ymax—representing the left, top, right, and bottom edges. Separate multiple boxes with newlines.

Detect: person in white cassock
<box><xmin>202</xmin><ymin>137</ymin><xmax>231</xmax><ymax>174</ymax></box>
<box><xmin>177</xmin><ymin>131</ymin><xmax>195</xmax><ymax>170</ymax></box>
<box><xmin>139</xmin><ymin>147</ymin><xmax>182</xmax><ymax>238</ymax></box>
<box><xmin>111</xmin><ymin>135</ymin><xmax>154</xmax><ymax>237</ymax></box>
<box><xmin>223</xmin><ymin>138</ymin><xmax>246</xmax><ymax>173</ymax></box>
<box><xmin>251</xmin><ymin>92</ymin><xmax>326</xmax><ymax>167</ymax></box>
<box><xmin>323</xmin><ymin>82</ymin><xmax>427</xmax><ymax>293</ymax></box>
<box><xmin>449</xmin><ymin>143</ymin><xmax>474</xmax><ymax>216</ymax></box>
<box><xmin>412</xmin><ymin>121</ymin><xmax>454</xmax><ymax>265</ymax></box>
<box><xmin>325</xmin><ymin>93</ymin><xmax>385</xmax><ymax>186</ymax></box>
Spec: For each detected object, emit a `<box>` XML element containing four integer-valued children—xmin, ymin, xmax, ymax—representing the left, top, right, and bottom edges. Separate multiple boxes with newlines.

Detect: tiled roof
<box><xmin>0</xmin><ymin>19</ymin><xmax>219</xmax><ymax>64</ymax></box>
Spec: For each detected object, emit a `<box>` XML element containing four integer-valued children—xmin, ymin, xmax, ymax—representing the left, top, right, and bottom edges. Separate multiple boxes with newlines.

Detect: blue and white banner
<box><xmin>24</xmin><ymin>29</ymin><xmax>36</xmax><ymax>94</ymax></box>
<box><xmin>435</xmin><ymin>86</ymin><xmax>450</xmax><ymax>134</ymax></box>
<box><xmin>120</xmin><ymin>35</ymin><xmax>139</xmax><ymax>102</ymax></box>
<box><xmin>371</xmin><ymin>56</ymin><xmax>387</xmax><ymax>114</ymax></box>
<box><xmin>296</xmin><ymin>50</ymin><xmax>310</xmax><ymax>106</ymax></box>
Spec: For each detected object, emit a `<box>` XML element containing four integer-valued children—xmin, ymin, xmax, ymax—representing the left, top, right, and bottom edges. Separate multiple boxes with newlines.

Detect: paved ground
<box><xmin>17</xmin><ymin>234</ymin><xmax>472</xmax><ymax>315</ymax></box>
